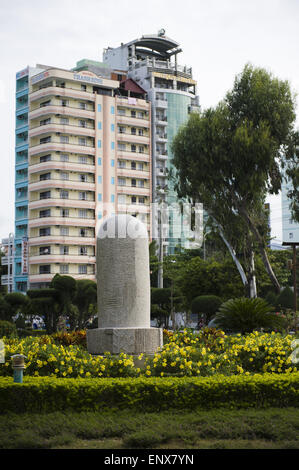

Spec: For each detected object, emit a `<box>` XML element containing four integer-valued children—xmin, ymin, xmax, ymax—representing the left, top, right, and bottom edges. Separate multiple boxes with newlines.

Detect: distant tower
<box><xmin>103</xmin><ymin>31</ymin><xmax>200</xmax><ymax>257</ymax></box>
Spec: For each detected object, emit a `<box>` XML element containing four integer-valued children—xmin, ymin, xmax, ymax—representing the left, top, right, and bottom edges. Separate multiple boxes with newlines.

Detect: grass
<box><xmin>0</xmin><ymin>408</ymin><xmax>298</xmax><ymax>449</ymax></box>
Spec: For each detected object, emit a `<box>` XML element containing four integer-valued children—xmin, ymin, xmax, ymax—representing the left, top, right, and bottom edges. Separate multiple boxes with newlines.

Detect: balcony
<box><xmin>29</xmin><ymin>139</ymin><xmax>95</xmax><ymax>157</ymax></box>
<box><xmin>29</xmin><ymin>104</ymin><xmax>95</xmax><ymax>121</ymax></box>
<box><xmin>155</xmin><ymin>99</ymin><xmax>168</xmax><ymax>109</ymax></box>
<box><xmin>29</xmin><ymin>122</ymin><xmax>95</xmax><ymax>139</ymax></box>
<box><xmin>29</xmin><ymin>86</ymin><xmax>95</xmax><ymax>104</ymax></box>
<box><xmin>1</xmin><ymin>275</ymin><xmax>13</xmax><ymax>285</ymax></box>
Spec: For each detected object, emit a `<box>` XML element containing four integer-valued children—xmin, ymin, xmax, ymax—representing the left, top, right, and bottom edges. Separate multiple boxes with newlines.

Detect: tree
<box><xmin>73</xmin><ymin>279</ymin><xmax>97</xmax><ymax>329</ymax></box>
<box><xmin>172</xmin><ymin>64</ymin><xmax>297</xmax><ymax>294</ymax></box>
<box><xmin>50</xmin><ymin>274</ymin><xmax>77</xmax><ymax>329</ymax></box>
<box><xmin>26</xmin><ymin>288</ymin><xmax>58</xmax><ymax>334</ymax></box>
<box><xmin>151</xmin><ymin>287</ymin><xmax>171</xmax><ymax>328</ymax></box>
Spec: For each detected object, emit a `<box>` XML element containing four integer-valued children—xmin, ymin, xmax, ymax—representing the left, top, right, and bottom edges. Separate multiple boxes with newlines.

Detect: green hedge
<box><xmin>0</xmin><ymin>373</ymin><xmax>298</xmax><ymax>413</ymax></box>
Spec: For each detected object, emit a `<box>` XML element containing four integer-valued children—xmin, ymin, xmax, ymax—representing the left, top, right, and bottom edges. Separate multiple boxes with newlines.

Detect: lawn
<box><xmin>0</xmin><ymin>408</ymin><xmax>298</xmax><ymax>449</ymax></box>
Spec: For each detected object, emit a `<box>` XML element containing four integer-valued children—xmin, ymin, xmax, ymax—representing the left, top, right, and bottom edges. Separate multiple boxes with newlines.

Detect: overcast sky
<box><xmin>0</xmin><ymin>0</ymin><xmax>298</xmax><ymax>242</ymax></box>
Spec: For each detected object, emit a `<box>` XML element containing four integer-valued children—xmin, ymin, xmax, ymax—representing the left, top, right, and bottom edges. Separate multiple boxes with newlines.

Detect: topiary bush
<box><xmin>191</xmin><ymin>295</ymin><xmax>222</xmax><ymax>323</ymax></box>
<box><xmin>276</xmin><ymin>286</ymin><xmax>295</xmax><ymax>311</ymax></box>
<box><xmin>0</xmin><ymin>321</ymin><xmax>17</xmax><ymax>338</ymax></box>
<box><xmin>213</xmin><ymin>297</ymin><xmax>287</xmax><ymax>335</ymax></box>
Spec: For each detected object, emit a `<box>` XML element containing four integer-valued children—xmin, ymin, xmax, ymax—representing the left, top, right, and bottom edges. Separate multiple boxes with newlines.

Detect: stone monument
<box><xmin>86</xmin><ymin>214</ymin><xmax>163</xmax><ymax>355</ymax></box>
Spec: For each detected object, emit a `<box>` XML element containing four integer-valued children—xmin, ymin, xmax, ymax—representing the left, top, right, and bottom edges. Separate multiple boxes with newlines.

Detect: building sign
<box><xmin>152</xmin><ymin>71</ymin><xmax>196</xmax><ymax>85</ymax></box>
<box><xmin>16</xmin><ymin>67</ymin><xmax>29</xmax><ymax>80</ymax></box>
<box><xmin>21</xmin><ymin>237</ymin><xmax>28</xmax><ymax>275</ymax></box>
<box><xmin>31</xmin><ymin>71</ymin><xmax>50</xmax><ymax>84</ymax></box>
<box><xmin>73</xmin><ymin>73</ymin><xmax>103</xmax><ymax>85</ymax></box>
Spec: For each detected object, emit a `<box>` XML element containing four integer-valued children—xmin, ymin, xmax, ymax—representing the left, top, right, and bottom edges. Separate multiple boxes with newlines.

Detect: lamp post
<box><xmin>11</xmin><ymin>354</ymin><xmax>26</xmax><ymax>383</ymax></box>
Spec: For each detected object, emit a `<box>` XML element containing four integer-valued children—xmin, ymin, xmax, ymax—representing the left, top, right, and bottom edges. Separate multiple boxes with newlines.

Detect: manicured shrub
<box><xmin>191</xmin><ymin>295</ymin><xmax>222</xmax><ymax>322</ymax></box>
<box><xmin>0</xmin><ymin>373</ymin><xmax>298</xmax><ymax>414</ymax></box>
<box><xmin>0</xmin><ymin>321</ymin><xmax>17</xmax><ymax>338</ymax></box>
<box><xmin>276</xmin><ymin>286</ymin><xmax>295</xmax><ymax>311</ymax></box>
<box><xmin>213</xmin><ymin>297</ymin><xmax>287</xmax><ymax>334</ymax></box>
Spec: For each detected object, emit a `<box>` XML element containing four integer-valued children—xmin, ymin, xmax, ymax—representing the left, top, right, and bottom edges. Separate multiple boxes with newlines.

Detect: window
<box><xmin>39</xmin><ymin>246</ymin><xmax>50</xmax><ymax>255</ymax></box>
<box><xmin>40</xmin><ymin>209</ymin><xmax>51</xmax><ymax>218</ymax></box>
<box><xmin>78</xmin><ymin>155</ymin><xmax>87</xmax><ymax>164</ymax></box>
<box><xmin>131</xmin><ymin>178</ymin><xmax>136</xmax><ymax>187</ymax></box>
<box><xmin>79</xmin><ymin>265</ymin><xmax>87</xmax><ymax>274</ymax></box>
<box><xmin>40</xmin><ymin>136</ymin><xmax>51</xmax><ymax>144</ymax></box>
<box><xmin>118</xmin><ymin>143</ymin><xmax>126</xmax><ymax>151</ymax></box>
<box><xmin>60</xmin><ymin>153</ymin><xmax>69</xmax><ymax>162</ymax></box>
<box><xmin>60</xmin><ymin>135</ymin><xmax>69</xmax><ymax>144</ymax></box>
<box><xmin>61</xmin><ymin>99</ymin><xmax>68</xmax><ymax>107</ymax></box>
<box><xmin>60</xmin><ymin>227</ymin><xmax>69</xmax><ymax>236</ymax></box>
<box><xmin>289</xmin><ymin>233</ymin><xmax>294</xmax><ymax>239</ymax></box>
<box><xmin>40</xmin><ymin>173</ymin><xmax>51</xmax><ymax>181</ymax></box>
<box><xmin>118</xmin><ymin>194</ymin><xmax>126</xmax><ymax>204</ymax></box>
<box><xmin>60</xmin><ymin>117</ymin><xmax>69</xmax><ymax>125</ymax></box>
<box><xmin>40</xmin><ymin>154</ymin><xmax>51</xmax><ymax>162</ymax></box>
<box><xmin>137</xmin><ymin>180</ymin><xmax>144</xmax><ymax>188</ymax></box>
<box><xmin>139</xmin><ymin>197</ymin><xmax>145</xmax><ymax>204</ymax></box>
<box><xmin>138</xmin><ymin>111</ymin><xmax>144</xmax><ymax>119</ymax></box>
<box><xmin>118</xmin><ymin>160</ymin><xmax>126</xmax><ymax>168</ymax></box>
<box><xmin>137</xmin><ymin>162</ymin><xmax>143</xmax><ymax>171</ymax></box>
<box><xmin>111</xmin><ymin>106</ymin><xmax>115</xmax><ymax>114</ymax></box>
<box><xmin>79</xmin><ymin>192</ymin><xmax>86</xmax><ymax>200</ymax></box>
<box><xmin>289</xmin><ymin>219</ymin><xmax>293</xmax><ymax>225</ymax></box>
<box><xmin>40</xmin><ymin>191</ymin><xmax>51</xmax><ymax>200</ymax></box>
<box><xmin>40</xmin><ymin>100</ymin><xmax>51</xmax><ymax>108</ymax></box>
<box><xmin>40</xmin><ymin>118</ymin><xmax>51</xmax><ymax>126</ymax></box>
<box><xmin>60</xmin><ymin>265</ymin><xmax>69</xmax><ymax>274</ymax></box>
<box><xmin>138</xmin><ymin>146</ymin><xmax>144</xmax><ymax>154</ymax></box>
<box><xmin>79</xmin><ymin>228</ymin><xmax>87</xmax><ymax>237</ymax></box>
<box><xmin>79</xmin><ymin>246</ymin><xmax>87</xmax><ymax>256</ymax></box>
<box><xmin>79</xmin><ymin>102</ymin><xmax>86</xmax><ymax>110</ymax></box>
<box><xmin>81</xmin><ymin>84</ymin><xmax>87</xmax><ymax>91</ymax></box>
<box><xmin>79</xmin><ymin>174</ymin><xmax>87</xmax><ymax>182</ymax></box>
<box><xmin>131</xmin><ymin>144</ymin><xmax>136</xmax><ymax>153</ymax></box>
<box><xmin>138</xmin><ymin>128</ymin><xmax>144</xmax><ymax>136</ymax></box>
<box><xmin>79</xmin><ymin>137</ymin><xmax>86</xmax><ymax>146</ymax></box>
<box><xmin>118</xmin><ymin>108</ymin><xmax>125</xmax><ymax>116</ymax></box>
<box><xmin>79</xmin><ymin>120</ymin><xmax>86</xmax><ymax>128</ymax></box>
<box><xmin>60</xmin><ymin>172</ymin><xmax>69</xmax><ymax>180</ymax></box>
<box><xmin>118</xmin><ymin>177</ymin><xmax>126</xmax><ymax>186</ymax></box>
<box><xmin>131</xmin><ymin>110</ymin><xmax>136</xmax><ymax>118</ymax></box>
<box><xmin>118</xmin><ymin>126</ymin><xmax>126</xmax><ymax>134</ymax></box>
<box><xmin>79</xmin><ymin>209</ymin><xmax>87</xmax><ymax>218</ymax></box>
<box><xmin>131</xmin><ymin>127</ymin><xmax>136</xmax><ymax>135</ymax></box>
<box><xmin>39</xmin><ymin>265</ymin><xmax>51</xmax><ymax>274</ymax></box>
<box><xmin>60</xmin><ymin>190</ymin><xmax>69</xmax><ymax>199</ymax></box>
<box><xmin>60</xmin><ymin>246</ymin><xmax>69</xmax><ymax>255</ymax></box>
<box><xmin>131</xmin><ymin>196</ymin><xmax>136</xmax><ymax>204</ymax></box>
<box><xmin>39</xmin><ymin>227</ymin><xmax>51</xmax><ymax>236</ymax></box>
<box><xmin>131</xmin><ymin>161</ymin><xmax>136</xmax><ymax>170</ymax></box>
<box><xmin>60</xmin><ymin>208</ymin><xmax>69</xmax><ymax>217</ymax></box>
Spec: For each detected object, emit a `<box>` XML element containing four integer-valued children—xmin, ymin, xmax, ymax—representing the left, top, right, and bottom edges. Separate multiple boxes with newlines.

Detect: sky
<box><xmin>0</xmin><ymin>0</ymin><xmax>298</xmax><ymax>243</ymax></box>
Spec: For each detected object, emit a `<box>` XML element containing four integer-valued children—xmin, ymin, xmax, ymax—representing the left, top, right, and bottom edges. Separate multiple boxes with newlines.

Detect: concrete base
<box><xmin>87</xmin><ymin>327</ymin><xmax>163</xmax><ymax>355</ymax></box>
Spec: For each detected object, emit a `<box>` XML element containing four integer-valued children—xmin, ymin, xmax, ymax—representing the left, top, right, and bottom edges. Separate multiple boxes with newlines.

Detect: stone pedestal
<box><xmin>87</xmin><ymin>214</ymin><xmax>163</xmax><ymax>356</ymax></box>
<box><xmin>87</xmin><ymin>327</ymin><xmax>163</xmax><ymax>355</ymax></box>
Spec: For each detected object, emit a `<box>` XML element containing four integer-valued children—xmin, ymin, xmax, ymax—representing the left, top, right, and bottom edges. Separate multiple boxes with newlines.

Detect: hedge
<box><xmin>0</xmin><ymin>373</ymin><xmax>298</xmax><ymax>414</ymax></box>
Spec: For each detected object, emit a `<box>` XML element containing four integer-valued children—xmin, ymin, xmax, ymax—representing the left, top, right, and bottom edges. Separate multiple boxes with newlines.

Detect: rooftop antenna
<box><xmin>158</xmin><ymin>28</ymin><xmax>165</xmax><ymax>37</ymax></box>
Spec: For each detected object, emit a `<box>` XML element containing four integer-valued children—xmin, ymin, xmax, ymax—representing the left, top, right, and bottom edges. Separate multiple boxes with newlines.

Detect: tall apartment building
<box><xmin>14</xmin><ymin>60</ymin><xmax>151</xmax><ymax>291</ymax></box>
<box><xmin>1</xmin><ymin>234</ymin><xmax>15</xmax><ymax>293</ymax></box>
<box><xmin>103</xmin><ymin>30</ymin><xmax>200</xmax><ymax>254</ymax></box>
<box><xmin>282</xmin><ymin>177</ymin><xmax>299</xmax><ymax>244</ymax></box>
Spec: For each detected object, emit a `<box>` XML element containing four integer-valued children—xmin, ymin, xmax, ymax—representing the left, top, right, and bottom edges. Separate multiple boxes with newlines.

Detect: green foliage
<box><xmin>0</xmin><ymin>320</ymin><xmax>17</xmax><ymax>338</ymax></box>
<box><xmin>177</xmin><ymin>257</ymin><xmax>244</xmax><ymax>306</ymax></box>
<box><xmin>191</xmin><ymin>295</ymin><xmax>222</xmax><ymax>322</ymax></box>
<box><xmin>214</xmin><ymin>297</ymin><xmax>286</xmax><ymax>334</ymax></box>
<box><xmin>276</xmin><ymin>286</ymin><xmax>295</xmax><ymax>310</ymax></box>
<box><xmin>172</xmin><ymin>64</ymin><xmax>297</xmax><ymax>293</ymax></box>
<box><xmin>0</xmin><ymin>373</ymin><xmax>298</xmax><ymax>413</ymax></box>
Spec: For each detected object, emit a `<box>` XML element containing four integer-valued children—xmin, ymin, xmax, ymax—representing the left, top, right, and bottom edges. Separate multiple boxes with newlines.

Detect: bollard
<box><xmin>11</xmin><ymin>354</ymin><xmax>26</xmax><ymax>383</ymax></box>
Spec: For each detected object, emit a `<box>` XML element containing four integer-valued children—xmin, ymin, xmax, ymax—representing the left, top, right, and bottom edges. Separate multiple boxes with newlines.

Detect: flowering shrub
<box><xmin>0</xmin><ymin>336</ymin><xmax>138</xmax><ymax>379</ymax></box>
<box><xmin>0</xmin><ymin>329</ymin><xmax>297</xmax><ymax>379</ymax></box>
